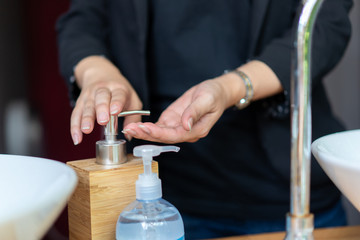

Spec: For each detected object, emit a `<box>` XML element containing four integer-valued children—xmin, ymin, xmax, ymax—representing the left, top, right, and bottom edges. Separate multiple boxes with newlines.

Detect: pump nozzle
<box><xmin>133</xmin><ymin>145</ymin><xmax>180</xmax><ymax>200</ymax></box>
<box><xmin>134</xmin><ymin>145</ymin><xmax>180</xmax><ymax>176</ymax></box>
<box><xmin>134</xmin><ymin>145</ymin><xmax>180</xmax><ymax>157</ymax></box>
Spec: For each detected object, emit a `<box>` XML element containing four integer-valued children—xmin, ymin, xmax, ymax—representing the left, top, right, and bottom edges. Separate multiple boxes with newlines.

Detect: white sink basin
<box><xmin>312</xmin><ymin>129</ymin><xmax>360</xmax><ymax>211</ymax></box>
<box><xmin>0</xmin><ymin>155</ymin><xmax>77</xmax><ymax>240</ymax></box>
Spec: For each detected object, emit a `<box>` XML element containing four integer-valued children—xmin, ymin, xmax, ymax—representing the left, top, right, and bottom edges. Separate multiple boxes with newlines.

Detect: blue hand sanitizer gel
<box><xmin>116</xmin><ymin>145</ymin><xmax>185</xmax><ymax>240</ymax></box>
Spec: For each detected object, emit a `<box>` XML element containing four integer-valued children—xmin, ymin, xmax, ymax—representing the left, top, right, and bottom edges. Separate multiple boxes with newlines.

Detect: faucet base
<box><xmin>284</xmin><ymin>213</ymin><xmax>314</xmax><ymax>240</ymax></box>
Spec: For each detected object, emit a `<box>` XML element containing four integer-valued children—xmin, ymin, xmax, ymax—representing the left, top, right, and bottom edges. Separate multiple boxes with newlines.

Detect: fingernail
<box><xmin>125</xmin><ymin>134</ymin><xmax>132</xmax><ymax>141</ymax></box>
<box><xmin>110</xmin><ymin>105</ymin><xmax>118</xmax><ymax>114</ymax></box>
<box><xmin>122</xmin><ymin>129</ymin><xmax>136</xmax><ymax>135</ymax></box>
<box><xmin>81</xmin><ymin>123</ymin><xmax>91</xmax><ymax>130</ymax></box>
<box><xmin>72</xmin><ymin>134</ymin><xmax>79</xmax><ymax>145</ymax></box>
<box><xmin>98</xmin><ymin>112</ymin><xmax>109</xmax><ymax>123</ymax></box>
<box><xmin>188</xmin><ymin>118</ymin><xmax>193</xmax><ymax>132</ymax></box>
<box><xmin>138</xmin><ymin>124</ymin><xmax>151</xmax><ymax>134</ymax></box>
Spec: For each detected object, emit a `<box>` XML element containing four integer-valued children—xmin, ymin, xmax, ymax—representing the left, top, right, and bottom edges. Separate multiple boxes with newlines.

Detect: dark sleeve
<box><xmin>255</xmin><ymin>0</ymin><xmax>353</xmax><ymax>118</ymax></box>
<box><xmin>56</xmin><ymin>0</ymin><xmax>110</xmax><ymax>106</ymax></box>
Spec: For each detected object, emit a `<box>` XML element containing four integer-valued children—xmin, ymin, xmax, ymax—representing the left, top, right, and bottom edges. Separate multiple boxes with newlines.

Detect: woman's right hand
<box><xmin>71</xmin><ymin>56</ymin><xmax>143</xmax><ymax>145</ymax></box>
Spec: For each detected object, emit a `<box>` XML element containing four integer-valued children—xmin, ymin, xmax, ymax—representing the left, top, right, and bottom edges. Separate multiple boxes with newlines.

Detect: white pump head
<box><xmin>134</xmin><ymin>145</ymin><xmax>180</xmax><ymax>200</ymax></box>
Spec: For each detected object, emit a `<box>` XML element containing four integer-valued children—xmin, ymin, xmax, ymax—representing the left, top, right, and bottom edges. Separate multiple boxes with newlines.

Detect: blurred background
<box><xmin>0</xmin><ymin>0</ymin><xmax>359</xmax><ymax>239</ymax></box>
<box><xmin>0</xmin><ymin>1</ymin><xmax>101</xmax><ymax>239</ymax></box>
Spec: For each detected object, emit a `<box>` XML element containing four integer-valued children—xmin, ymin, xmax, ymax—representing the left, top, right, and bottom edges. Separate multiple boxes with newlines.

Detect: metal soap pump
<box><xmin>96</xmin><ymin>110</ymin><xmax>150</xmax><ymax>165</ymax></box>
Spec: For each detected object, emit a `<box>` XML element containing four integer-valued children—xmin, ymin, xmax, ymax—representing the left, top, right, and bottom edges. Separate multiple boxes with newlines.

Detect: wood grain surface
<box><xmin>209</xmin><ymin>225</ymin><xmax>360</xmax><ymax>240</ymax></box>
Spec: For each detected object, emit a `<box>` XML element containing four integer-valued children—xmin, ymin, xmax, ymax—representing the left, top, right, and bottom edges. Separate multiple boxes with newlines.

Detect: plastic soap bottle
<box><xmin>116</xmin><ymin>145</ymin><xmax>185</xmax><ymax>240</ymax></box>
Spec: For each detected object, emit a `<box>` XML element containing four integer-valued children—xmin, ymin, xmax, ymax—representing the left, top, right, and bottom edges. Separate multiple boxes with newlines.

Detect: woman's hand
<box><xmin>122</xmin><ymin>74</ymin><xmax>243</xmax><ymax>143</ymax></box>
<box><xmin>122</xmin><ymin>60</ymin><xmax>283</xmax><ymax>144</ymax></box>
<box><xmin>71</xmin><ymin>56</ymin><xmax>142</xmax><ymax>145</ymax></box>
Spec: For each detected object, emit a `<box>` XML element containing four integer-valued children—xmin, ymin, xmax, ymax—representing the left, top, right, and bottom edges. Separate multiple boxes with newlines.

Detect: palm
<box><xmin>123</xmin><ymin>80</ymin><xmax>227</xmax><ymax>143</ymax></box>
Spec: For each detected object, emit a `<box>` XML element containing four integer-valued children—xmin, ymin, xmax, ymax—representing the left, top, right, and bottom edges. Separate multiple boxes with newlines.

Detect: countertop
<box><xmin>209</xmin><ymin>225</ymin><xmax>360</xmax><ymax>240</ymax></box>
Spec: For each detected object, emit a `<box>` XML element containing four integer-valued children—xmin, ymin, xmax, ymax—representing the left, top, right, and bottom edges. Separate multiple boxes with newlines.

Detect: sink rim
<box><xmin>0</xmin><ymin>154</ymin><xmax>77</xmax><ymax>238</ymax></box>
<box><xmin>312</xmin><ymin>129</ymin><xmax>360</xmax><ymax>170</ymax></box>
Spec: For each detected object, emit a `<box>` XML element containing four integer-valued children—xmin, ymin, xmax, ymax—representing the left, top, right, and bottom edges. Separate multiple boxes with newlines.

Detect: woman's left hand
<box><xmin>122</xmin><ymin>75</ymin><xmax>242</xmax><ymax>143</ymax></box>
<box><xmin>122</xmin><ymin>60</ymin><xmax>283</xmax><ymax>143</ymax></box>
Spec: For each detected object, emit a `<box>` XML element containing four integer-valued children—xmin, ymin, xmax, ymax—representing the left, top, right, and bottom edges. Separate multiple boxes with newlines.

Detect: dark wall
<box><xmin>23</xmin><ymin>1</ymin><xmax>102</xmax><ymax>161</ymax></box>
<box><xmin>0</xmin><ymin>0</ymin><xmax>27</xmax><ymax>152</ymax></box>
<box><xmin>0</xmin><ymin>1</ymin><xmax>102</xmax><ymax>238</ymax></box>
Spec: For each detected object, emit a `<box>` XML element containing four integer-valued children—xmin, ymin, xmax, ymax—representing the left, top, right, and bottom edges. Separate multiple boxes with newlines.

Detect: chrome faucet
<box><xmin>285</xmin><ymin>0</ymin><xmax>324</xmax><ymax>239</ymax></box>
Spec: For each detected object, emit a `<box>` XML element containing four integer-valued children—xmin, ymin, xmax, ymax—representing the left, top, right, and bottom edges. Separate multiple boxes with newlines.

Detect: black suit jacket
<box><xmin>57</xmin><ymin>0</ymin><xmax>352</xmax><ymax>105</ymax></box>
<box><xmin>57</xmin><ymin>0</ymin><xmax>352</xmax><ymax>216</ymax></box>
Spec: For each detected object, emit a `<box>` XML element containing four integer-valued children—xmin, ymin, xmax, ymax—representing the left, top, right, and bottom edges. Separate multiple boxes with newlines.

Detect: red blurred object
<box><xmin>23</xmin><ymin>1</ymin><xmax>102</xmax><ymax>238</ymax></box>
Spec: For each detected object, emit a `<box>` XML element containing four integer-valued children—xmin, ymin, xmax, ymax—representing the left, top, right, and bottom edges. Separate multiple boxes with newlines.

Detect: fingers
<box><xmin>181</xmin><ymin>96</ymin><xmax>213</xmax><ymax>131</ymax></box>
<box><xmin>70</xmin><ymin>105</ymin><xmax>84</xmax><ymax>145</ymax></box>
<box><xmin>157</xmin><ymin>109</ymin><xmax>182</xmax><ymax>128</ymax></box>
<box><xmin>123</xmin><ymin>112</ymin><xmax>206</xmax><ymax>143</ymax></box>
<box><xmin>70</xmin><ymin>85</ymin><xmax>142</xmax><ymax>145</ymax></box>
<box><xmin>123</xmin><ymin>115</ymin><xmax>141</xmax><ymax>128</ymax></box>
<box><xmin>70</xmin><ymin>91</ymin><xmax>97</xmax><ymax>145</ymax></box>
<box><xmin>81</xmin><ymin>101</ymin><xmax>96</xmax><ymax>133</ymax></box>
<box><xmin>120</xmin><ymin>88</ymin><xmax>144</xmax><ymax>130</ymax></box>
<box><xmin>70</xmin><ymin>57</ymin><xmax>144</xmax><ymax>145</ymax></box>
<box><xmin>123</xmin><ymin>122</ymin><xmax>196</xmax><ymax>143</ymax></box>
<box><xmin>94</xmin><ymin>88</ymin><xmax>111</xmax><ymax>124</ymax></box>
<box><xmin>109</xmin><ymin>88</ymin><xmax>127</xmax><ymax>115</ymax></box>
<box><xmin>121</xmin><ymin>81</ymin><xmax>226</xmax><ymax>143</ymax></box>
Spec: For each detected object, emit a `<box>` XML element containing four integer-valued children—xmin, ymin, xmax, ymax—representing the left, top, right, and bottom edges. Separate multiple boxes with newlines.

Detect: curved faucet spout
<box><xmin>285</xmin><ymin>0</ymin><xmax>324</xmax><ymax>239</ymax></box>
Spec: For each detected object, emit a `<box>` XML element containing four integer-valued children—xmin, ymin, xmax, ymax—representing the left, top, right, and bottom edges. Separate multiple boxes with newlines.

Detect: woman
<box><xmin>57</xmin><ymin>0</ymin><xmax>352</xmax><ymax>238</ymax></box>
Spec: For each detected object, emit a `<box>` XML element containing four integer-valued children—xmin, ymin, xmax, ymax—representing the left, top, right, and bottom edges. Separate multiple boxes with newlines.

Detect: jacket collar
<box><xmin>132</xmin><ymin>0</ymin><xmax>270</xmax><ymax>58</ymax></box>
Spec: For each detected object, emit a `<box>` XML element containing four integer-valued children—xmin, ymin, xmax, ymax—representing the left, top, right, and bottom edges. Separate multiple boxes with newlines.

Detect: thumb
<box><xmin>181</xmin><ymin>96</ymin><xmax>213</xmax><ymax>131</ymax></box>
